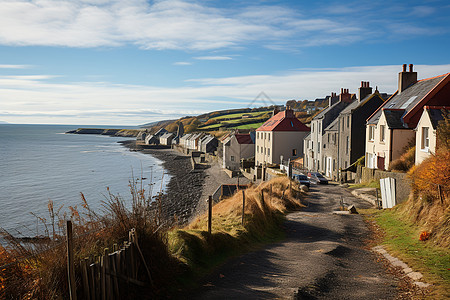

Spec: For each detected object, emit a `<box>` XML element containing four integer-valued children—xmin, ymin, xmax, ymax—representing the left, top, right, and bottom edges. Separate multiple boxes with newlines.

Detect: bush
<box><xmin>388</xmin><ymin>146</ymin><xmax>415</xmax><ymax>172</ymax></box>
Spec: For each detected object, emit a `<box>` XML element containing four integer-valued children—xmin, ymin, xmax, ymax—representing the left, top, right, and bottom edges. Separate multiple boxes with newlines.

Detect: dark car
<box><xmin>307</xmin><ymin>172</ymin><xmax>328</xmax><ymax>184</ymax></box>
<box><xmin>293</xmin><ymin>174</ymin><xmax>310</xmax><ymax>187</ymax></box>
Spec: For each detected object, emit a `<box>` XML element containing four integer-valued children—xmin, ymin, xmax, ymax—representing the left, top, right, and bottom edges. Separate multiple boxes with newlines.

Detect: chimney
<box><xmin>272</xmin><ymin>106</ymin><xmax>280</xmax><ymax>117</ymax></box>
<box><xmin>285</xmin><ymin>106</ymin><xmax>294</xmax><ymax>118</ymax></box>
<box><xmin>329</xmin><ymin>92</ymin><xmax>338</xmax><ymax>107</ymax></box>
<box><xmin>398</xmin><ymin>63</ymin><xmax>417</xmax><ymax>94</ymax></box>
<box><xmin>358</xmin><ymin>81</ymin><xmax>372</xmax><ymax>102</ymax></box>
<box><xmin>339</xmin><ymin>88</ymin><xmax>352</xmax><ymax>103</ymax></box>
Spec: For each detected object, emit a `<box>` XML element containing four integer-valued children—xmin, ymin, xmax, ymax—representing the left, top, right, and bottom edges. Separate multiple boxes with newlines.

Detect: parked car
<box><xmin>293</xmin><ymin>174</ymin><xmax>310</xmax><ymax>187</ymax></box>
<box><xmin>307</xmin><ymin>172</ymin><xmax>328</xmax><ymax>184</ymax></box>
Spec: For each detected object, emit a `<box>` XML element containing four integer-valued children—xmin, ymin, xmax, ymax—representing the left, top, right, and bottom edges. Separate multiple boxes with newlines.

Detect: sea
<box><xmin>0</xmin><ymin>124</ymin><xmax>167</xmax><ymax>237</ymax></box>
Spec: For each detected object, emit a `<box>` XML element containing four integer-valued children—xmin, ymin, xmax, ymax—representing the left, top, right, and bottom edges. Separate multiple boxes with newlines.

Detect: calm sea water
<box><xmin>0</xmin><ymin>124</ymin><xmax>167</xmax><ymax>236</ymax></box>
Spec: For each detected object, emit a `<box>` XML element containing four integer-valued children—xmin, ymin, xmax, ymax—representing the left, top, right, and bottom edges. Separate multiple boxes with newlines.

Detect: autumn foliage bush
<box><xmin>398</xmin><ymin>110</ymin><xmax>450</xmax><ymax>248</ymax></box>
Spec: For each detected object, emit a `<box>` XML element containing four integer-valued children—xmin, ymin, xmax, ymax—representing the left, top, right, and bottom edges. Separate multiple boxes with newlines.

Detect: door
<box><xmin>326</xmin><ymin>157</ymin><xmax>332</xmax><ymax>177</ymax></box>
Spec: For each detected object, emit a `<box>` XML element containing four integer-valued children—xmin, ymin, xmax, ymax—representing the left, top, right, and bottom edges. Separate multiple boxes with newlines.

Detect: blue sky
<box><xmin>1</xmin><ymin>0</ymin><xmax>449</xmax><ymax>125</ymax></box>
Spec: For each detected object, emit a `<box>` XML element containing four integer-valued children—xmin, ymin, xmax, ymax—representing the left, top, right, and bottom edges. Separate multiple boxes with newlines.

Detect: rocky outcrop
<box><xmin>66</xmin><ymin>128</ymin><xmax>141</xmax><ymax>137</ymax></box>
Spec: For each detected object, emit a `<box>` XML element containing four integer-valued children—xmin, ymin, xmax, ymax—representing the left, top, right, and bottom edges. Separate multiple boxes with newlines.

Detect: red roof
<box><xmin>256</xmin><ymin>110</ymin><xmax>310</xmax><ymax>132</ymax></box>
<box><xmin>235</xmin><ymin>133</ymin><xmax>253</xmax><ymax>144</ymax></box>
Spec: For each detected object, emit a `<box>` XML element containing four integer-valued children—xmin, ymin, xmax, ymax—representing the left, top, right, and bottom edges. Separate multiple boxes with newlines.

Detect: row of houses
<box><xmin>138</xmin><ymin>64</ymin><xmax>448</xmax><ymax>180</ymax></box>
<box><xmin>304</xmin><ymin>64</ymin><xmax>448</xmax><ymax>180</ymax></box>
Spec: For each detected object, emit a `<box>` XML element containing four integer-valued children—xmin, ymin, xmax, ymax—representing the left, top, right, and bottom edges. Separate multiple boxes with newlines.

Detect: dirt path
<box><xmin>193</xmin><ymin>184</ymin><xmax>398</xmax><ymax>299</ymax></box>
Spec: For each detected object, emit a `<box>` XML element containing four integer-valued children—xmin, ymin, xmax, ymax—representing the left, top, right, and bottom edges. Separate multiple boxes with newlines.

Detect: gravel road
<box><xmin>193</xmin><ymin>184</ymin><xmax>399</xmax><ymax>299</ymax></box>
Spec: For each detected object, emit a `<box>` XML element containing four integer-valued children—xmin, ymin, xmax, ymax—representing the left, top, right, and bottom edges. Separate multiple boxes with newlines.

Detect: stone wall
<box><xmin>357</xmin><ymin>166</ymin><xmax>411</xmax><ymax>203</ymax></box>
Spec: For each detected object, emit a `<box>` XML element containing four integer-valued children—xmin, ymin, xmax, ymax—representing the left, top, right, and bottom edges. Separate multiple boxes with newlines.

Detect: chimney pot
<box><xmin>409</xmin><ymin>64</ymin><xmax>413</xmax><ymax>72</ymax></box>
<box><xmin>402</xmin><ymin>64</ymin><xmax>407</xmax><ymax>72</ymax></box>
<box><xmin>361</xmin><ymin>81</ymin><xmax>364</xmax><ymax>87</ymax></box>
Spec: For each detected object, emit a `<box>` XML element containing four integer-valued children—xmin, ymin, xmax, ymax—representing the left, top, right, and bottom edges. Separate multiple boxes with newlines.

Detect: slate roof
<box><xmin>339</xmin><ymin>92</ymin><xmax>385</xmax><ymax>115</ymax></box>
<box><xmin>383</xmin><ymin>109</ymin><xmax>406</xmax><ymax>129</ymax></box>
<box><xmin>426</xmin><ymin>108</ymin><xmax>446</xmax><ymax>129</ymax></box>
<box><xmin>257</xmin><ymin>110</ymin><xmax>310</xmax><ymax>132</ymax></box>
<box><xmin>160</xmin><ymin>132</ymin><xmax>174</xmax><ymax>139</ymax></box>
<box><xmin>324</xmin><ymin>117</ymin><xmax>339</xmax><ymax>131</ymax></box>
<box><xmin>367</xmin><ymin>74</ymin><xmax>447</xmax><ymax>126</ymax></box>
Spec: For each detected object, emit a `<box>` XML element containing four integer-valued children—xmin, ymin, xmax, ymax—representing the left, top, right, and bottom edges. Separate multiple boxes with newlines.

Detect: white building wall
<box><xmin>415</xmin><ymin>111</ymin><xmax>437</xmax><ymax>165</ymax></box>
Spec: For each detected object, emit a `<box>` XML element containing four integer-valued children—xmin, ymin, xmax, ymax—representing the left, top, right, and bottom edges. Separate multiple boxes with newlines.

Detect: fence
<box><xmin>66</xmin><ymin>223</ymin><xmax>152</xmax><ymax>300</ymax></box>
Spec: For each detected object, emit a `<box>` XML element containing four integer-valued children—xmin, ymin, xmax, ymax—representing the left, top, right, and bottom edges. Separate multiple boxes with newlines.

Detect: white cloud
<box><xmin>0</xmin><ymin>0</ymin><xmax>370</xmax><ymax>50</ymax></box>
<box><xmin>0</xmin><ymin>64</ymin><xmax>30</xmax><ymax>69</ymax></box>
<box><xmin>2</xmin><ymin>64</ymin><xmax>449</xmax><ymax>125</ymax></box>
<box><xmin>194</xmin><ymin>56</ymin><xmax>233</xmax><ymax>61</ymax></box>
<box><xmin>173</xmin><ymin>61</ymin><xmax>192</xmax><ymax>66</ymax></box>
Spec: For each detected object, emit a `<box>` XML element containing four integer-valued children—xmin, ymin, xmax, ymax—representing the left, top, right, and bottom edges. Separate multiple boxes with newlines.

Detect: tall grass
<box><xmin>0</xmin><ymin>179</ymin><xmax>178</xmax><ymax>299</ymax></box>
<box><xmin>168</xmin><ymin>177</ymin><xmax>304</xmax><ymax>282</ymax></box>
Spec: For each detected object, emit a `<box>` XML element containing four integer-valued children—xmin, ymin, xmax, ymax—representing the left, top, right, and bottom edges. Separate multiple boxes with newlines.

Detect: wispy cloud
<box><xmin>173</xmin><ymin>61</ymin><xmax>192</xmax><ymax>66</ymax></box>
<box><xmin>2</xmin><ymin>64</ymin><xmax>449</xmax><ymax>125</ymax></box>
<box><xmin>0</xmin><ymin>0</ymin><xmax>377</xmax><ymax>51</ymax></box>
<box><xmin>194</xmin><ymin>56</ymin><xmax>233</xmax><ymax>60</ymax></box>
<box><xmin>0</xmin><ymin>64</ymin><xmax>30</xmax><ymax>69</ymax></box>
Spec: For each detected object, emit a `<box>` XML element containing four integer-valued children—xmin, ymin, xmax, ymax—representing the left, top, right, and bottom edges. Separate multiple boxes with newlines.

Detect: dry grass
<box><xmin>168</xmin><ymin>177</ymin><xmax>304</xmax><ymax>279</ymax></box>
<box><xmin>0</xmin><ymin>180</ymin><xmax>178</xmax><ymax>299</ymax></box>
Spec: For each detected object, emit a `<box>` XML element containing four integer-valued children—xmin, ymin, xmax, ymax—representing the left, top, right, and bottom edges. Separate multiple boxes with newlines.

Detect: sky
<box><xmin>0</xmin><ymin>0</ymin><xmax>449</xmax><ymax>126</ymax></box>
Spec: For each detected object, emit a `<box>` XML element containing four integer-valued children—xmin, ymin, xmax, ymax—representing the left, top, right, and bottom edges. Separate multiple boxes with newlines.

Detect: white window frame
<box><xmin>380</xmin><ymin>125</ymin><xmax>385</xmax><ymax>142</ymax></box>
<box><xmin>421</xmin><ymin>127</ymin><xmax>429</xmax><ymax>150</ymax></box>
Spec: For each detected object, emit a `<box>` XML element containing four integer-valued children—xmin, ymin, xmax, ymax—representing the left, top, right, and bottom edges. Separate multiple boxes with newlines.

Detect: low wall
<box><xmin>359</xmin><ymin>166</ymin><xmax>411</xmax><ymax>203</ymax></box>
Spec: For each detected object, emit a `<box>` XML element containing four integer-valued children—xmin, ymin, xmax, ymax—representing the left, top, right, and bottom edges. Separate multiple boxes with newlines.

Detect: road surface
<box><xmin>193</xmin><ymin>184</ymin><xmax>398</xmax><ymax>299</ymax></box>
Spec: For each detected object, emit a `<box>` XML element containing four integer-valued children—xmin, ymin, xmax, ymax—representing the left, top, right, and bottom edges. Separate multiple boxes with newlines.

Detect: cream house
<box><xmin>415</xmin><ymin>106</ymin><xmax>446</xmax><ymax>164</ymax></box>
<box><xmin>366</xmin><ymin>64</ymin><xmax>450</xmax><ymax>170</ymax></box>
<box><xmin>255</xmin><ymin>108</ymin><xmax>310</xmax><ymax>166</ymax></box>
<box><xmin>222</xmin><ymin>133</ymin><xmax>254</xmax><ymax>171</ymax></box>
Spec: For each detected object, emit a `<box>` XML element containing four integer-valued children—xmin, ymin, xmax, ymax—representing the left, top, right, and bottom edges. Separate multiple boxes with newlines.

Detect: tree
<box><xmin>437</xmin><ymin>109</ymin><xmax>450</xmax><ymax>151</ymax></box>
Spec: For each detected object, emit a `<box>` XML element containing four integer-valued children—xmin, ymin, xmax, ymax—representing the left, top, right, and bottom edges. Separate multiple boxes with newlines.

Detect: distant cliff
<box><xmin>66</xmin><ymin>128</ymin><xmax>141</xmax><ymax>137</ymax></box>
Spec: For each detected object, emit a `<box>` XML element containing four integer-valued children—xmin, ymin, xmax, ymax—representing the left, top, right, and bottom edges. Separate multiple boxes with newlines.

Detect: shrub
<box><xmin>388</xmin><ymin>146</ymin><xmax>415</xmax><ymax>172</ymax></box>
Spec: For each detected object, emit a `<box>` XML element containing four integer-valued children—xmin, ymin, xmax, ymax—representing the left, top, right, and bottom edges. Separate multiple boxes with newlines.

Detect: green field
<box><xmin>211</xmin><ymin>110</ymin><xmax>270</xmax><ymax>121</ymax></box>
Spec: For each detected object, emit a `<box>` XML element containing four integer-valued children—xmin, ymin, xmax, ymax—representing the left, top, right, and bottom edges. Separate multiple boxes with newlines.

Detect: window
<box><xmin>292</xmin><ymin>149</ymin><xmax>297</xmax><ymax>156</ymax></box>
<box><xmin>318</xmin><ymin>142</ymin><xmax>320</xmax><ymax>153</ymax></box>
<box><xmin>380</xmin><ymin>125</ymin><xmax>385</xmax><ymax>142</ymax></box>
<box><xmin>264</xmin><ymin>133</ymin><xmax>266</xmax><ymax>140</ymax></box>
<box><xmin>268</xmin><ymin>133</ymin><xmax>270</xmax><ymax>142</ymax></box>
<box><xmin>328</xmin><ymin>134</ymin><xmax>330</xmax><ymax>143</ymax></box>
<box><xmin>346</xmin><ymin>136</ymin><xmax>349</xmax><ymax>154</ymax></box>
<box><xmin>312</xmin><ymin>123</ymin><xmax>315</xmax><ymax>132</ymax></box>
<box><xmin>268</xmin><ymin>148</ymin><xmax>270</xmax><ymax>156</ymax></box>
<box><xmin>257</xmin><ymin>132</ymin><xmax>259</xmax><ymax>139</ymax></box>
<box><xmin>264</xmin><ymin>148</ymin><xmax>266</xmax><ymax>155</ymax></box>
<box><xmin>231</xmin><ymin>156</ymin><xmax>235</xmax><ymax>161</ymax></box>
<box><xmin>257</xmin><ymin>146</ymin><xmax>259</xmax><ymax>153</ymax></box>
<box><xmin>369</xmin><ymin>126</ymin><xmax>375</xmax><ymax>141</ymax></box>
<box><xmin>319</xmin><ymin>123</ymin><xmax>321</xmax><ymax>133</ymax></box>
<box><xmin>342</xmin><ymin>119</ymin><xmax>344</xmax><ymax>130</ymax></box>
<box><xmin>347</xmin><ymin>116</ymin><xmax>350</xmax><ymax>128</ymax></box>
<box><xmin>333</xmin><ymin>159</ymin><xmax>336</xmax><ymax>171</ymax></box>
<box><xmin>422</xmin><ymin>127</ymin><xmax>429</xmax><ymax>149</ymax></box>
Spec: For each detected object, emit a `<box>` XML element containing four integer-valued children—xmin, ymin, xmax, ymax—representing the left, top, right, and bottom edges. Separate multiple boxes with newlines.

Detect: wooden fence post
<box><xmin>208</xmin><ymin>195</ymin><xmax>212</xmax><ymax>235</ymax></box>
<box><xmin>66</xmin><ymin>220</ymin><xmax>77</xmax><ymax>300</ymax></box>
<box><xmin>80</xmin><ymin>258</ymin><xmax>90</xmax><ymax>300</ymax></box>
<box><xmin>438</xmin><ymin>184</ymin><xmax>443</xmax><ymax>204</ymax></box>
<box><xmin>241</xmin><ymin>190</ymin><xmax>245</xmax><ymax>225</ymax></box>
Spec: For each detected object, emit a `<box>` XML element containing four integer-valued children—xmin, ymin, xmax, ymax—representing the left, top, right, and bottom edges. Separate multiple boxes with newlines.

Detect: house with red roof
<box><xmin>255</xmin><ymin>108</ymin><xmax>310</xmax><ymax>167</ymax></box>
<box><xmin>365</xmin><ymin>64</ymin><xmax>450</xmax><ymax>170</ymax></box>
<box><xmin>222</xmin><ymin>133</ymin><xmax>255</xmax><ymax>171</ymax></box>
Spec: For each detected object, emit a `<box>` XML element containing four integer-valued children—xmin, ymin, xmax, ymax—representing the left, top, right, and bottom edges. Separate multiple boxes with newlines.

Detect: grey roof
<box><xmin>383</xmin><ymin>109</ymin><xmax>407</xmax><ymax>129</ymax></box>
<box><xmin>202</xmin><ymin>135</ymin><xmax>217</xmax><ymax>144</ymax></box>
<box><xmin>160</xmin><ymin>132</ymin><xmax>174</xmax><ymax>139</ymax></box>
<box><xmin>367</xmin><ymin>75</ymin><xmax>446</xmax><ymax>125</ymax></box>
<box><xmin>427</xmin><ymin>109</ymin><xmax>445</xmax><ymax>129</ymax></box>
<box><xmin>304</xmin><ymin>133</ymin><xmax>311</xmax><ymax>140</ymax></box>
<box><xmin>324</xmin><ymin>117</ymin><xmax>339</xmax><ymax>131</ymax></box>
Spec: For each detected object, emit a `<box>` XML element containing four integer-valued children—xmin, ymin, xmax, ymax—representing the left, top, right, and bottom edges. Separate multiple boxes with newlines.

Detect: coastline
<box><xmin>119</xmin><ymin>140</ymin><xmax>206</xmax><ymax>226</ymax></box>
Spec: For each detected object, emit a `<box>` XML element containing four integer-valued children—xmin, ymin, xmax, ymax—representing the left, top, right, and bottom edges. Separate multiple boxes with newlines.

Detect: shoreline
<box><xmin>119</xmin><ymin>140</ymin><xmax>206</xmax><ymax>226</ymax></box>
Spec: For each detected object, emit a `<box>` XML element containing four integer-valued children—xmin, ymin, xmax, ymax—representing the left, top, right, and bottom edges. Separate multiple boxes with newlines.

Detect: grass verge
<box><xmin>165</xmin><ymin>176</ymin><xmax>304</xmax><ymax>294</ymax></box>
<box><xmin>362</xmin><ymin>207</ymin><xmax>450</xmax><ymax>299</ymax></box>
